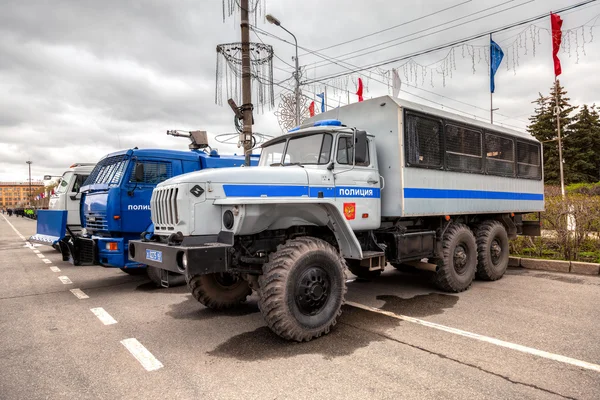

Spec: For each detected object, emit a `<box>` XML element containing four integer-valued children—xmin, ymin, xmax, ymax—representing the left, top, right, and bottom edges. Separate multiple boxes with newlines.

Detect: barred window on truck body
<box><xmin>129</xmin><ymin>161</ymin><xmax>173</xmax><ymax>184</ymax></box>
<box><xmin>517</xmin><ymin>141</ymin><xmax>542</xmax><ymax>179</ymax></box>
<box><xmin>405</xmin><ymin>112</ymin><xmax>443</xmax><ymax>168</ymax></box>
<box><xmin>83</xmin><ymin>155</ymin><xmax>127</xmax><ymax>186</ymax></box>
<box><xmin>485</xmin><ymin>133</ymin><xmax>515</xmax><ymax>177</ymax></box>
<box><xmin>445</xmin><ymin>124</ymin><xmax>483</xmax><ymax>173</ymax></box>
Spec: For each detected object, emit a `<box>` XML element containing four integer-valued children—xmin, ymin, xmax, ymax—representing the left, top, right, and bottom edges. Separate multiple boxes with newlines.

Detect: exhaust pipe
<box><xmin>405</xmin><ymin>260</ymin><xmax>438</xmax><ymax>272</ymax></box>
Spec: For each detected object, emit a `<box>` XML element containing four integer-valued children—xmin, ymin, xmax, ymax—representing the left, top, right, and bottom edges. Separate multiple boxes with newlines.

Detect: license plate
<box><xmin>145</xmin><ymin>249</ymin><xmax>163</xmax><ymax>263</ymax></box>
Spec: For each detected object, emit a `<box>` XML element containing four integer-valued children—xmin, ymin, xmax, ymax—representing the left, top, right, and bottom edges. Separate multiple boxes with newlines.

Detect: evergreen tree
<box><xmin>566</xmin><ymin>105</ymin><xmax>600</xmax><ymax>183</ymax></box>
<box><xmin>527</xmin><ymin>80</ymin><xmax>577</xmax><ymax>185</ymax></box>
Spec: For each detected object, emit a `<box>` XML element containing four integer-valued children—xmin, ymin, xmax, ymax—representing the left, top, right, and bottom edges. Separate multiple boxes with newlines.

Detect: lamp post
<box><xmin>26</xmin><ymin>161</ymin><xmax>32</xmax><ymax>206</ymax></box>
<box><xmin>266</xmin><ymin>14</ymin><xmax>301</xmax><ymax>125</ymax></box>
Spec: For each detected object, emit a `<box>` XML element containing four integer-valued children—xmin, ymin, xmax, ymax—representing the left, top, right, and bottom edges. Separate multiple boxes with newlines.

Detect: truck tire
<box><xmin>433</xmin><ymin>223</ymin><xmax>477</xmax><ymax>293</ymax></box>
<box><xmin>257</xmin><ymin>237</ymin><xmax>347</xmax><ymax>342</ymax></box>
<box><xmin>475</xmin><ymin>221</ymin><xmax>509</xmax><ymax>281</ymax></box>
<box><xmin>187</xmin><ymin>273</ymin><xmax>251</xmax><ymax>310</ymax></box>
<box><xmin>346</xmin><ymin>259</ymin><xmax>382</xmax><ymax>279</ymax></box>
<box><xmin>147</xmin><ymin>266</ymin><xmax>186</xmax><ymax>287</ymax></box>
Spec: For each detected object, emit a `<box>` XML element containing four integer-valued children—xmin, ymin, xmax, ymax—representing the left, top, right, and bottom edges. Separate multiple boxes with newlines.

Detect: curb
<box><xmin>509</xmin><ymin>256</ymin><xmax>600</xmax><ymax>276</ymax></box>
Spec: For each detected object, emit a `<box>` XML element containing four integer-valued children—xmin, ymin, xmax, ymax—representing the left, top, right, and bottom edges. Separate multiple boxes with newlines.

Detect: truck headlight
<box><xmin>223</xmin><ymin>210</ymin><xmax>234</xmax><ymax>229</ymax></box>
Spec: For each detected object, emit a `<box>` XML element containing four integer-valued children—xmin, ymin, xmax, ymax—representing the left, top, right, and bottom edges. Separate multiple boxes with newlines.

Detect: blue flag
<box><xmin>490</xmin><ymin>39</ymin><xmax>504</xmax><ymax>93</ymax></box>
<box><xmin>317</xmin><ymin>92</ymin><xmax>325</xmax><ymax>113</ymax></box>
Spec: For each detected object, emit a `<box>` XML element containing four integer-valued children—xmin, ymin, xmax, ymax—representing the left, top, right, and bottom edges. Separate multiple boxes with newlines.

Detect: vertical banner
<box><xmin>317</xmin><ymin>92</ymin><xmax>325</xmax><ymax>112</ymax></box>
<box><xmin>356</xmin><ymin>78</ymin><xmax>364</xmax><ymax>102</ymax></box>
<box><xmin>392</xmin><ymin>69</ymin><xmax>401</xmax><ymax>97</ymax></box>
<box><xmin>309</xmin><ymin>101</ymin><xmax>315</xmax><ymax>117</ymax></box>
<box><xmin>490</xmin><ymin>39</ymin><xmax>504</xmax><ymax>93</ymax></box>
<box><xmin>551</xmin><ymin>13</ymin><xmax>563</xmax><ymax>76</ymax></box>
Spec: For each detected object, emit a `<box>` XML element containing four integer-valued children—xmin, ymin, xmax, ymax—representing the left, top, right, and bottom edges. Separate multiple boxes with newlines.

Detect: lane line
<box><xmin>346</xmin><ymin>301</ymin><xmax>600</xmax><ymax>373</ymax></box>
<box><xmin>36</xmin><ymin>254</ymin><xmax>45</xmax><ymax>258</ymax></box>
<box><xmin>121</xmin><ymin>338</ymin><xmax>163</xmax><ymax>371</ymax></box>
<box><xmin>69</xmin><ymin>289</ymin><xmax>89</xmax><ymax>299</ymax></box>
<box><xmin>58</xmin><ymin>276</ymin><xmax>73</xmax><ymax>284</ymax></box>
<box><xmin>33</xmin><ymin>250</ymin><xmax>40</xmax><ymax>254</ymax></box>
<box><xmin>1</xmin><ymin>214</ymin><xmax>25</xmax><ymax>238</ymax></box>
<box><xmin>90</xmin><ymin>307</ymin><xmax>117</xmax><ymax>325</ymax></box>
<box><xmin>50</xmin><ymin>266</ymin><xmax>61</xmax><ymax>272</ymax></box>
<box><xmin>42</xmin><ymin>259</ymin><xmax>52</xmax><ymax>264</ymax></box>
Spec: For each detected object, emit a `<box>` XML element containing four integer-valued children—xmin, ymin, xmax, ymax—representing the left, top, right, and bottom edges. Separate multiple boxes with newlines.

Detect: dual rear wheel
<box><xmin>433</xmin><ymin>221</ymin><xmax>509</xmax><ymax>292</ymax></box>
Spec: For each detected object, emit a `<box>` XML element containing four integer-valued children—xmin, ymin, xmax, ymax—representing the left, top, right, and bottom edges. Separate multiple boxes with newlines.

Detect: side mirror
<box><xmin>354</xmin><ymin>130</ymin><xmax>368</xmax><ymax>165</ymax></box>
<box><xmin>134</xmin><ymin>163</ymin><xmax>145</xmax><ymax>182</ymax></box>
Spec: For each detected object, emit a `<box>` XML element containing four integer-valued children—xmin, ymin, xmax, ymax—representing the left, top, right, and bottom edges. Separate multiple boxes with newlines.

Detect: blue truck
<box><xmin>37</xmin><ymin>131</ymin><xmax>257</xmax><ymax>286</ymax></box>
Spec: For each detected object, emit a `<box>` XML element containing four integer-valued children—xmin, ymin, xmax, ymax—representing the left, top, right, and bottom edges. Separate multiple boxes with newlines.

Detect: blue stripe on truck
<box><xmin>223</xmin><ymin>185</ymin><xmax>381</xmax><ymax>198</ymax></box>
<box><xmin>404</xmin><ymin>188</ymin><xmax>544</xmax><ymax>201</ymax></box>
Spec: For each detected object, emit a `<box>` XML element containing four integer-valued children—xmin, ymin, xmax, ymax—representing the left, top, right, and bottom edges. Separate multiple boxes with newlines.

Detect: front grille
<box><xmin>77</xmin><ymin>238</ymin><xmax>96</xmax><ymax>265</ymax></box>
<box><xmin>152</xmin><ymin>187</ymin><xmax>179</xmax><ymax>231</ymax></box>
<box><xmin>86</xmin><ymin>213</ymin><xmax>108</xmax><ymax>232</ymax></box>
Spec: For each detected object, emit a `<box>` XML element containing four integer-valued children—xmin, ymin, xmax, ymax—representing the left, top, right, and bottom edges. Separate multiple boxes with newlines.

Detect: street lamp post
<box><xmin>26</xmin><ymin>161</ymin><xmax>32</xmax><ymax>206</ymax></box>
<box><xmin>266</xmin><ymin>14</ymin><xmax>301</xmax><ymax>126</ymax></box>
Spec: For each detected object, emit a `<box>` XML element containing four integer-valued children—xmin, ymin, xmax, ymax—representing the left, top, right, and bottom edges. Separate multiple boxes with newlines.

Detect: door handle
<box><xmin>367</xmin><ymin>178</ymin><xmax>379</xmax><ymax>184</ymax></box>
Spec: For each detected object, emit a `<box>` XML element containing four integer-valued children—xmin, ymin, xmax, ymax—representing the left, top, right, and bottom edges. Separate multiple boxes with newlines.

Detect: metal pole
<box><xmin>240</xmin><ymin>0</ymin><xmax>253</xmax><ymax>166</ymax></box>
<box><xmin>555</xmin><ymin>77</ymin><xmax>565</xmax><ymax>197</ymax></box>
<box><xmin>26</xmin><ymin>161</ymin><xmax>32</xmax><ymax>206</ymax></box>
<box><xmin>294</xmin><ymin>41</ymin><xmax>300</xmax><ymax>125</ymax></box>
<box><xmin>490</xmin><ymin>92</ymin><xmax>493</xmax><ymax>124</ymax></box>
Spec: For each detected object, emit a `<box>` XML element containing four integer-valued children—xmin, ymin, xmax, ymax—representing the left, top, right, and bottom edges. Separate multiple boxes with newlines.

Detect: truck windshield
<box><xmin>55</xmin><ymin>172</ymin><xmax>74</xmax><ymax>194</ymax></box>
<box><xmin>259</xmin><ymin>133</ymin><xmax>332</xmax><ymax>166</ymax></box>
<box><xmin>83</xmin><ymin>155</ymin><xmax>129</xmax><ymax>187</ymax></box>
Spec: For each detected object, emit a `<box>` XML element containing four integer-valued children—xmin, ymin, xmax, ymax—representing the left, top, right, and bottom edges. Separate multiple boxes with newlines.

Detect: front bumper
<box><xmin>128</xmin><ymin>233</ymin><xmax>233</xmax><ymax>276</ymax></box>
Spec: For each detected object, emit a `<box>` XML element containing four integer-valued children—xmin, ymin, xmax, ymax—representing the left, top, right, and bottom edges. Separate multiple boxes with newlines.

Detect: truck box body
<box><xmin>308</xmin><ymin>96</ymin><xmax>544</xmax><ymax>217</ymax></box>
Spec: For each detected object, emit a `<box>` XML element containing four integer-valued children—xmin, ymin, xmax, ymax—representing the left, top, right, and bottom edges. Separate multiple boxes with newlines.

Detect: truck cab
<box><xmin>66</xmin><ymin>145</ymin><xmax>257</xmax><ymax>286</ymax></box>
<box><xmin>29</xmin><ymin>163</ymin><xmax>95</xmax><ymax>248</ymax></box>
<box><xmin>129</xmin><ymin>96</ymin><xmax>544</xmax><ymax>342</ymax></box>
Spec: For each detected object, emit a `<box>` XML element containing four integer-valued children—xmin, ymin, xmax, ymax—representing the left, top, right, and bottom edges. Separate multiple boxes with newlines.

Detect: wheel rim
<box><xmin>453</xmin><ymin>244</ymin><xmax>469</xmax><ymax>275</ymax></box>
<box><xmin>490</xmin><ymin>239</ymin><xmax>502</xmax><ymax>265</ymax></box>
<box><xmin>295</xmin><ymin>266</ymin><xmax>331</xmax><ymax>316</ymax></box>
<box><xmin>214</xmin><ymin>273</ymin><xmax>239</xmax><ymax>288</ymax></box>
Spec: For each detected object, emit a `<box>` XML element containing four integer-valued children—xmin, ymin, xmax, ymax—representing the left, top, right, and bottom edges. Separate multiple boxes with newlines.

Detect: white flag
<box><xmin>392</xmin><ymin>68</ymin><xmax>401</xmax><ymax>98</ymax></box>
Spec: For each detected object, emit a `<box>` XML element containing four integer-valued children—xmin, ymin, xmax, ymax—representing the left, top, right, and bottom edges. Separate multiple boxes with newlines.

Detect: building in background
<box><xmin>0</xmin><ymin>181</ymin><xmax>45</xmax><ymax>208</ymax></box>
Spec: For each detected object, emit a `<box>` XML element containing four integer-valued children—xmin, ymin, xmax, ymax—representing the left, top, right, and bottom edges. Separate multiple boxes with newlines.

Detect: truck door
<box><xmin>333</xmin><ymin>134</ymin><xmax>381</xmax><ymax>230</ymax></box>
<box><xmin>66</xmin><ymin>174</ymin><xmax>88</xmax><ymax>226</ymax></box>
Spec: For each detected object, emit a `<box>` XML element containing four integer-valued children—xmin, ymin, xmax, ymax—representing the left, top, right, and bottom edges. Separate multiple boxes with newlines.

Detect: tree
<box><xmin>566</xmin><ymin>105</ymin><xmax>600</xmax><ymax>183</ymax></box>
<box><xmin>527</xmin><ymin>80</ymin><xmax>577</xmax><ymax>185</ymax></box>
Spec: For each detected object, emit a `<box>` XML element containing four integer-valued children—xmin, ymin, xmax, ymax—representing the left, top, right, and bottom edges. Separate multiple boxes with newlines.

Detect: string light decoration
<box><xmin>222</xmin><ymin>0</ymin><xmax>266</xmax><ymax>24</ymax></box>
<box><xmin>215</xmin><ymin>42</ymin><xmax>275</xmax><ymax>113</ymax></box>
<box><xmin>274</xmin><ymin>92</ymin><xmax>310</xmax><ymax>132</ymax></box>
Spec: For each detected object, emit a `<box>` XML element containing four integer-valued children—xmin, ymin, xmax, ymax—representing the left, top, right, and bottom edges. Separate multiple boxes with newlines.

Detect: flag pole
<box><xmin>555</xmin><ymin>77</ymin><xmax>565</xmax><ymax>197</ymax></box>
<box><xmin>490</xmin><ymin>34</ymin><xmax>493</xmax><ymax>124</ymax></box>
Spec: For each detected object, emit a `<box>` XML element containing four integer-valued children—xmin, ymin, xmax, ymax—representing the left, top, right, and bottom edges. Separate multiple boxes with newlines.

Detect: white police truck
<box><xmin>129</xmin><ymin>96</ymin><xmax>544</xmax><ymax>342</ymax></box>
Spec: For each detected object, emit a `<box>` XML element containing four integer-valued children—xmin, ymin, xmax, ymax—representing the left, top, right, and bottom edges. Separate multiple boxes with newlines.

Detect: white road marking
<box><xmin>42</xmin><ymin>259</ymin><xmax>52</xmax><ymax>264</ymax></box>
<box><xmin>70</xmin><ymin>289</ymin><xmax>89</xmax><ymax>299</ymax></box>
<box><xmin>58</xmin><ymin>276</ymin><xmax>73</xmax><ymax>284</ymax></box>
<box><xmin>50</xmin><ymin>266</ymin><xmax>61</xmax><ymax>272</ymax></box>
<box><xmin>36</xmin><ymin>253</ymin><xmax>45</xmax><ymax>258</ymax></box>
<box><xmin>346</xmin><ymin>301</ymin><xmax>600</xmax><ymax>373</ymax></box>
<box><xmin>121</xmin><ymin>338</ymin><xmax>163</xmax><ymax>371</ymax></box>
<box><xmin>2</xmin><ymin>214</ymin><xmax>24</xmax><ymax>238</ymax></box>
<box><xmin>90</xmin><ymin>307</ymin><xmax>117</xmax><ymax>325</ymax></box>
<box><xmin>33</xmin><ymin>250</ymin><xmax>40</xmax><ymax>254</ymax></box>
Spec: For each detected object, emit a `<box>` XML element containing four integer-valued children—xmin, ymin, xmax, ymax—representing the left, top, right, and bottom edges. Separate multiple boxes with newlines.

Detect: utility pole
<box><xmin>554</xmin><ymin>78</ymin><xmax>565</xmax><ymax>197</ymax></box>
<box><xmin>26</xmin><ymin>160</ymin><xmax>32</xmax><ymax>206</ymax></box>
<box><xmin>240</xmin><ymin>0</ymin><xmax>253</xmax><ymax>166</ymax></box>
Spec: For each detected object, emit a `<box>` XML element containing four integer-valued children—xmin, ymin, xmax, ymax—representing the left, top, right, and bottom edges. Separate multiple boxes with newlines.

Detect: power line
<box><xmin>305</xmin><ymin>0</ymin><xmax>528</xmax><ymax>70</ymax></box>
<box><xmin>301</xmin><ymin>0</ymin><xmax>473</xmax><ymax>55</ymax></box>
<box><xmin>303</xmin><ymin>0</ymin><xmax>598</xmax><ymax>84</ymax></box>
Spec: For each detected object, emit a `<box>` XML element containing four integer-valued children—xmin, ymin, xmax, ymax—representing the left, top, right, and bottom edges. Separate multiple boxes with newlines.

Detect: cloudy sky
<box><xmin>1</xmin><ymin>0</ymin><xmax>598</xmax><ymax>182</ymax></box>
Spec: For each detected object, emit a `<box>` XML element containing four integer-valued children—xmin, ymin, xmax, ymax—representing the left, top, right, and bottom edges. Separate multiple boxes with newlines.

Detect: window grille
<box><xmin>405</xmin><ymin>113</ymin><xmax>443</xmax><ymax>168</ymax></box>
<box><xmin>517</xmin><ymin>141</ymin><xmax>542</xmax><ymax>180</ymax></box>
<box><xmin>129</xmin><ymin>161</ymin><xmax>173</xmax><ymax>184</ymax></box>
<box><xmin>84</xmin><ymin>155</ymin><xmax>127</xmax><ymax>186</ymax></box>
<box><xmin>445</xmin><ymin>124</ymin><xmax>482</xmax><ymax>173</ymax></box>
<box><xmin>485</xmin><ymin>133</ymin><xmax>515</xmax><ymax>177</ymax></box>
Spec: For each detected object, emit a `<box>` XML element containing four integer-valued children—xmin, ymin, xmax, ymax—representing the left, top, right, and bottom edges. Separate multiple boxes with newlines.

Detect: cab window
<box><xmin>336</xmin><ymin>136</ymin><xmax>369</xmax><ymax>166</ymax></box>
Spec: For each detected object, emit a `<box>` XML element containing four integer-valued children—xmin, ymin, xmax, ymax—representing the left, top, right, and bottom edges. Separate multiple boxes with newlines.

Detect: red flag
<box><xmin>551</xmin><ymin>13</ymin><xmax>563</xmax><ymax>76</ymax></box>
<box><xmin>309</xmin><ymin>101</ymin><xmax>315</xmax><ymax>117</ymax></box>
<box><xmin>356</xmin><ymin>78</ymin><xmax>364</xmax><ymax>102</ymax></box>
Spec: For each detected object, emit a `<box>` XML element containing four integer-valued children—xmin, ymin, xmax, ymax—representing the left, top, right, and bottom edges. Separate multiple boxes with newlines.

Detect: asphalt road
<box><xmin>1</xmin><ymin>214</ymin><xmax>599</xmax><ymax>400</ymax></box>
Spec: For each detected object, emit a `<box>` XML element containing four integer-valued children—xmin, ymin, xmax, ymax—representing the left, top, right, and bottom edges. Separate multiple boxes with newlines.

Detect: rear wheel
<box><xmin>147</xmin><ymin>266</ymin><xmax>186</xmax><ymax>287</ymax></box>
<box><xmin>433</xmin><ymin>223</ymin><xmax>477</xmax><ymax>292</ymax></box>
<box><xmin>475</xmin><ymin>221</ymin><xmax>509</xmax><ymax>281</ymax></box>
<box><xmin>346</xmin><ymin>259</ymin><xmax>382</xmax><ymax>279</ymax></box>
<box><xmin>258</xmin><ymin>237</ymin><xmax>346</xmax><ymax>342</ymax></box>
<box><xmin>187</xmin><ymin>273</ymin><xmax>251</xmax><ymax>310</ymax></box>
